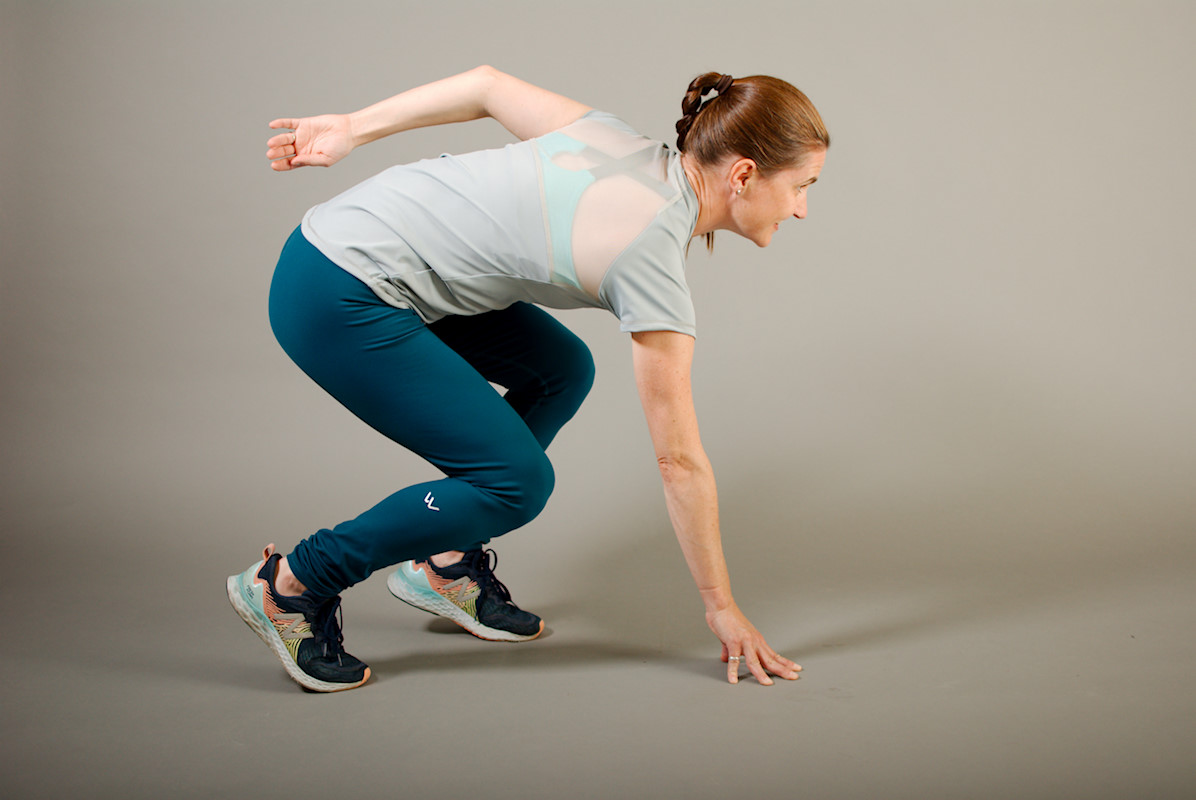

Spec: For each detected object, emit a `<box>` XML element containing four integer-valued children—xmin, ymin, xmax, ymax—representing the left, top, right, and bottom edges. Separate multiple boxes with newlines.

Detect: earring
<box><xmin>736</xmin><ymin>188</ymin><xmax>742</xmax><ymax>195</ymax></box>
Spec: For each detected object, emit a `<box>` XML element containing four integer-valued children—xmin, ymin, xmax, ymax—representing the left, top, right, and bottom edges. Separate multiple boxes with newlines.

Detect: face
<box><xmin>728</xmin><ymin>149</ymin><xmax>826</xmax><ymax>247</ymax></box>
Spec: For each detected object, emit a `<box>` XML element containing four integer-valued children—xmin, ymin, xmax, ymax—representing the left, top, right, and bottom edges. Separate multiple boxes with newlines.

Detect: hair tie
<box><xmin>715</xmin><ymin>74</ymin><xmax>734</xmax><ymax>94</ymax></box>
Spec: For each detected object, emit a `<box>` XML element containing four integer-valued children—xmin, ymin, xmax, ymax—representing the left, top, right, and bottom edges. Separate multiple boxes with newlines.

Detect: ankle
<box><xmin>429</xmin><ymin>550</ymin><xmax>464</xmax><ymax>568</ymax></box>
<box><xmin>274</xmin><ymin>556</ymin><xmax>308</xmax><ymax>596</ymax></box>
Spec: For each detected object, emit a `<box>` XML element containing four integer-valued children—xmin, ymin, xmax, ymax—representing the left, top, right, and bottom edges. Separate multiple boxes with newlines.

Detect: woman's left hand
<box><xmin>266</xmin><ymin>114</ymin><xmax>356</xmax><ymax>171</ymax></box>
<box><xmin>707</xmin><ymin>604</ymin><xmax>802</xmax><ymax>685</ymax></box>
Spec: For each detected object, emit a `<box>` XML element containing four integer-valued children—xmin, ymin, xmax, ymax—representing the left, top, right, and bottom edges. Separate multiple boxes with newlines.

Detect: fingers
<box><xmin>758</xmin><ymin>643</ymin><xmax>801</xmax><ymax>681</ymax></box>
<box><xmin>266</xmin><ymin>131</ymin><xmax>295</xmax><ymax>149</ymax></box>
<box><xmin>710</xmin><ymin>608</ymin><xmax>801</xmax><ymax>686</ymax></box>
<box><xmin>746</xmin><ymin>651</ymin><xmax>773</xmax><ymax>686</ymax></box>
<box><xmin>269</xmin><ymin>153</ymin><xmax>331</xmax><ymax>171</ymax></box>
<box><xmin>726</xmin><ymin>651</ymin><xmax>774</xmax><ymax>685</ymax></box>
<box><xmin>267</xmin><ymin>130</ymin><xmax>322</xmax><ymax>170</ymax></box>
<box><xmin>724</xmin><ymin>645</ymin><xmax>801</xmax><ymax>686</ymax></box>
<box><xmin>266</xmin><ymin>130</ymin><xmax>296</xmax><ymax>169</ymax></box>
<box><xmin>291</xmin><ymin>153</ymin><xmax>332</xmax><ymax>169</ymax></box>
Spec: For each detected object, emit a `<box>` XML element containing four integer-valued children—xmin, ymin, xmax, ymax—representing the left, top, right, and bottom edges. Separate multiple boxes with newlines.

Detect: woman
<box><xmin>227</xmin><ymin>66</ymin><xmax>828</xmax><ymax>691</ymax></box>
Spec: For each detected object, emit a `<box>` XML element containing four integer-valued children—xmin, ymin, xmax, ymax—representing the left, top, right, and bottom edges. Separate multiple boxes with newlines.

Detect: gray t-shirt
<box><xmin>301</xmin><ymin>111</ymin><xmax>699</xmax><ymax>336</ymax></box>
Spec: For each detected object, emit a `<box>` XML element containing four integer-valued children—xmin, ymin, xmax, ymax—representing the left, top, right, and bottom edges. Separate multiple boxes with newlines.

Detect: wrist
<box><xmin>346</xmin><ymin>111</ymin><xmax>372</xmax><ymax>148</ymax></box>
<box><xmin>700</xmin><ymin>586</ymin><xmax>735</xmax><ymax>616</ymax></box>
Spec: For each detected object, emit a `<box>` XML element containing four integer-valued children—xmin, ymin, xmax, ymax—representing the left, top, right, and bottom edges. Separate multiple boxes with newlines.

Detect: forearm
<box><xmin>348</xmin><ymin>65</ymin><xmax>498</xmax><ymax>147</ymax></box>
<box><xmin>632</xmin><ymin>329</ymin><xmax>795</xmax><ymax>682</ymax></box>
<box><xmin>658</xmin><ymin>455</ymin><xmax>735</xmax><ymax>615</ymax></box>
<box><xmin>630</xmin><ymin>331</ymin><xmax>738</xmax><ymax>614</ymax></box>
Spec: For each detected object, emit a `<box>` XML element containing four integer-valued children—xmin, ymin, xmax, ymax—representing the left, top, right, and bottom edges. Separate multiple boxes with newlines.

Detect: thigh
<box><xmin>269</xmin><ymin>237</ymin><xmax>544</xmax><ymax>485</ymax></box>
<box><xmin>428</xmin><ymin>303</ymin><xmax>589</xmax><ymax>388</ymax></box>
<box><xmin>429</xmin><ymin>302</ymin><xmax>595</xmax><ymax>447</ymax></box>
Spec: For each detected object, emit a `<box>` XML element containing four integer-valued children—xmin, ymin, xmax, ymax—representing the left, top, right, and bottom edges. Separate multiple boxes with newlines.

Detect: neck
<box><xmin>681</xmin><ymin>153</ymin><xmax>725</xmax><ymax>239</ymax></box>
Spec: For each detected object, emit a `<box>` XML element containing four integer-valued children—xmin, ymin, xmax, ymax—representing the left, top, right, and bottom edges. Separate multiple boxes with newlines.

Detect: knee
<box><xmin>503</xmin><ymin>449</ymin><xmax>555</xmax><ymax>527</ymax></box>
<box><xmin>557</xmin><ymin>336</ymin><xmax>596</xmax><ymax>404</ymax></box>
<box><xmin>574</xmin><ymin>344</ymin><xmax>596</xmax><ymax>399</ymax></box>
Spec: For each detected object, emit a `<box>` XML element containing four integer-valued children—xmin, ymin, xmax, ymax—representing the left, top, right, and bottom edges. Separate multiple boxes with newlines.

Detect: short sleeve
<box><xmin>599</xmin><ymin>223</ymin><xmax>696</xmax><ymax>336</ymax></box>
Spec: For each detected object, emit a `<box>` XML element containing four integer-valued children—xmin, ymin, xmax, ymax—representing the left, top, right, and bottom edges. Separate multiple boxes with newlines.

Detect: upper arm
<box><xmin>478</xmin><ymin>65</ymin><xmax>593</xmax><ymax>140</ymax></box>
<box><xmin>631</xmin><ymin>330</ymin><xmax>705</xmax><ymax>466</ymax></box>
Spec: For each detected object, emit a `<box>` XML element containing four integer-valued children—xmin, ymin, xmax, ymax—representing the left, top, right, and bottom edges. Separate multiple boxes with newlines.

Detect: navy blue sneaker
<box><xmin>387</xmin><ymin>549</ymin><xmax>544</xmax><ymax>642</ymax></box>
<box><xmin>227</xmin><ymin>545</ymin><xmax>370</xmax><ymax>691</ymax></box>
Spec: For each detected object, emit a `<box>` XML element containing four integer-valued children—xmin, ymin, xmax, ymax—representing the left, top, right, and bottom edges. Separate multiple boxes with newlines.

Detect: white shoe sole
<box><xmin>226</xmin><ymin>570</ymin><xmax>369</xmax><ymax>692</ymax></box>
<box><xmin>386</xmin><ymin>564</ymin><xmax>543</xmax><ymax>643</ymax></box>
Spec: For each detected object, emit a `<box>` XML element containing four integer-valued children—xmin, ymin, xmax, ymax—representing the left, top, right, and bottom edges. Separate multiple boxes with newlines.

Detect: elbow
<box><xmin>470</xmin><ymin>65</ymin><xmax>504</xmax><ymax>114</ymax></box>
<box><xmin>656</xmin><ymin>452</ymin><xmax>710</xmax><ymax>485</ymax></box>
<box><xmin>471</xmin><ymin>64</ymin><xmax>504</xmax><ymax>88</ymax></box>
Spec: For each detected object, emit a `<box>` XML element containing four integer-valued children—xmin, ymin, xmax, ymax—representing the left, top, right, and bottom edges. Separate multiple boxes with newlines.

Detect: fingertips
<box><xmin>744</xmin><ymin>654</ymin><xmax>771</xmax><ymax>686</ymax></box>
<box><xmin>766</xmin><ymin>656</ymin><xmax>801</xmax><ymax>681</ymax></box>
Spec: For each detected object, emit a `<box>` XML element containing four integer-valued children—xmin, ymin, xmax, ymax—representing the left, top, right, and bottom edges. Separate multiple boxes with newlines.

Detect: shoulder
<box><xmin>540</xmin><ymin>109</ymin><xmax>657</xmax><ymax>145</ymax></box>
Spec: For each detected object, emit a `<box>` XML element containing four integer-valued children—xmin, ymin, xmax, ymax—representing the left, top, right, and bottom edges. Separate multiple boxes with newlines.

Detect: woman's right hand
<box><xmin>266</xmin><ymin>115</ymin><xmax>356</xmax><ymax>171</ymax></box>
<box><xmin>707</xmin><ymin>603</ymin><xmax>802</xmax><ymax>686</ymax></box>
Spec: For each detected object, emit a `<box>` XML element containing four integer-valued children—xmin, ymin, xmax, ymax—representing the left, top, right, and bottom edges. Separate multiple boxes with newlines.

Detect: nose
<box><xmin>793</xmin><ymin>193</ymin><xmax>808</xmax><ymax>219</ymax></box>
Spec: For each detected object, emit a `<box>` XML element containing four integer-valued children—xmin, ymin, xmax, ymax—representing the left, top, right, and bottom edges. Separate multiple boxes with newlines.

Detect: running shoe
<box><xmin>387</xmin><ymin>549</ymin><xmax>544</xmax><ymax>642</ymax></box>
<box><xmin>226</xmin><ymin>544</ymin><xmax>370</xmax><ymax>692</ymax></box>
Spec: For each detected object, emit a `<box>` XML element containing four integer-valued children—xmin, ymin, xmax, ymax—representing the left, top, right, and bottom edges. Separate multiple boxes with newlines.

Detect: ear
<box><xmin>727</xmin><ymin>158</ymin><xmax>757</xmax><ymax>196</ymax></box>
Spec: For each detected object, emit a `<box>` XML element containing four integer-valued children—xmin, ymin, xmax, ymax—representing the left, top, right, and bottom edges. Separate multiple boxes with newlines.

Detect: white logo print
<box><xmin>424</xmin><ymin>492</ymin><xmax>440</xmax><ymax>511</ymax></box>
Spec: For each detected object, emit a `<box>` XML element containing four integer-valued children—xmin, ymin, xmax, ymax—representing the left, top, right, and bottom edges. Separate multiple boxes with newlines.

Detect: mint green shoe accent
<box><xmin>387</xmin><ymin>560</ymin><xmax>541</xmax><ymax>643</ymax></box>
<box><xmin>226</xmin><ymin>548</ymin><xmax>369</xmax><ymax>692</ymax></box>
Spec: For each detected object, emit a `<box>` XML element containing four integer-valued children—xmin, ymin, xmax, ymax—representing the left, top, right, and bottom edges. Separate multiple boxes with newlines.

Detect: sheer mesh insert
<box><xmin>535</xmin><ymin>118</ymin><xmax>676</xmax><ymax>297</ymax></box>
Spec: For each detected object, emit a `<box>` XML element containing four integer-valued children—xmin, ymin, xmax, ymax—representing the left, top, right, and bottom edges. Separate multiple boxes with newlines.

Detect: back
<box><xmin>302</xmin><ymin>111</ymin><xmax>698</xmax><ymax>334</ymax></box>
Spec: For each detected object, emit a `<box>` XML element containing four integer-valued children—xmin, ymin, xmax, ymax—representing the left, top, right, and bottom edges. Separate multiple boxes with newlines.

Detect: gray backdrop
<box><xmin>3</xmin><ymin>1</ymin><xmax>1194</xmax><ymax>798</ymax></box>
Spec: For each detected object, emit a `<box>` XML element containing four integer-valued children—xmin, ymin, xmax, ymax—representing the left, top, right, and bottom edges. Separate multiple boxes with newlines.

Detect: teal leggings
<box><xmin>268</xmin><ymin>228</ymin><xmax>594</xmax><ymax>598</ymax></box>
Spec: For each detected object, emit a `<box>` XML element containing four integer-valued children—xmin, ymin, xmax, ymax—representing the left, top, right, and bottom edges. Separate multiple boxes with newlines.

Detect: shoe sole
<box><xmin>226</xmin><ymin>571</ymin><xmax>370</xmax><ymax>692</ymax></box>
<box><xmin>386</xmin><ymin>567</ymin><xmax>543</xmax><ymax>643</ymax></box>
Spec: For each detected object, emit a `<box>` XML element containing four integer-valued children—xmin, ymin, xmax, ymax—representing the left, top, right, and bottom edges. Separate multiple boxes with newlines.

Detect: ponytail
<box><xmin>675</xmin><ymin>72</ymin><xmax>736</xmax><ymax>151</ymax></box>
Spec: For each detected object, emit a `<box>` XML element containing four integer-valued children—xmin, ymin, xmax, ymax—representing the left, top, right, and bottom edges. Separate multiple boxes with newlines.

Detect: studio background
<box><xmin>2</xmin><ymin>1</ymin><xmax>1193</xmax><ymax>798</ymax></box>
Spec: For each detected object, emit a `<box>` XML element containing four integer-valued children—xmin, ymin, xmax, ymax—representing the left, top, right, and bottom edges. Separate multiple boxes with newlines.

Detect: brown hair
<box><xmin>676</xmin><ymin>72</ymin><xmax>830</xmax><ymax>250</ymax></box>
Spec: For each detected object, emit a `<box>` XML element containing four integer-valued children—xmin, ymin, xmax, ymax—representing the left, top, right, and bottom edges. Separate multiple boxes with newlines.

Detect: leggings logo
<box><xmin>424</xmin><ymin>492</ymin><xmax>440</xmax><ymax>512</ymax></box>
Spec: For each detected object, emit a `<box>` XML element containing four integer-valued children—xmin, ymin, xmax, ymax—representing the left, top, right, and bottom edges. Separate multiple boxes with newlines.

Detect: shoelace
<box><xmin>311</xmin><ymin>596</ymin><xmax>348</xmax><ymax>664</ymax></box>
<box><xmin>462</xmin><ymin>548</ymin><xmax>514</xmax><ymax>604</ymax></box>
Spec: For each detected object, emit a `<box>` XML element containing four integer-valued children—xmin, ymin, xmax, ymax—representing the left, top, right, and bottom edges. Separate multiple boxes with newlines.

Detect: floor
<box><xmin>5</xmin><ymin>454</ymin><xmax>1194</xmax><ymax>799</ymax></box>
